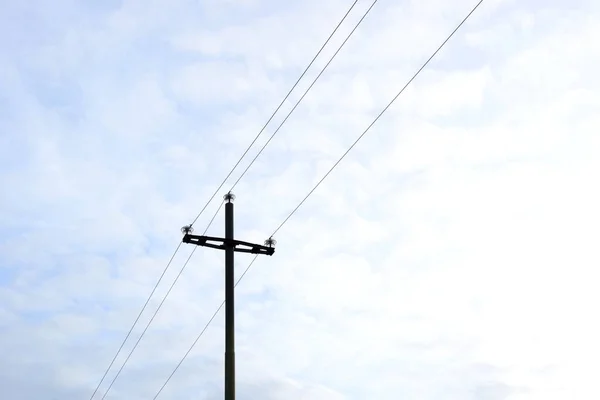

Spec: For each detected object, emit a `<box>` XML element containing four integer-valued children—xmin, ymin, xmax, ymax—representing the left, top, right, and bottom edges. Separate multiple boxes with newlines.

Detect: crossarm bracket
<box><xmin>183</xmin><ymin>234</ymin><xmax>275</xmax><ymax>256</ymax></box>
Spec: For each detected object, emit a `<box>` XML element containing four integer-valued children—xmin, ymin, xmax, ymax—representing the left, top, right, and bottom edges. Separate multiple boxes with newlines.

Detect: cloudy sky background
<box><xmin>1</xmin><ymin>0</ymin><xmax>600</xmax><ymax>398</ymax></box>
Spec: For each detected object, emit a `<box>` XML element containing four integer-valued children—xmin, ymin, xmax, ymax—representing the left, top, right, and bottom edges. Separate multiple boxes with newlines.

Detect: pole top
<box><xmin>224</xmin><ymin>191</ymin><xmax>236</xmax><ymax>203</ymax></box>
<box><xmin>264</xmin><ymin>237</ymin><xmax>276</xmax><ymax>248</ymax></box>
<box><xmin>181</xmin><ymin>225</ymin><xmax>194</xmax><ymax>235</ymax></box>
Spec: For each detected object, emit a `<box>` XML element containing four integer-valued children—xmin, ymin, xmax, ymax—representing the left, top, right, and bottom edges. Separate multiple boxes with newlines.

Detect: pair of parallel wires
<box><xmin>89</xmin><ymin>0</ymin><xmax>484</xmax><ymax>398</ymax></box>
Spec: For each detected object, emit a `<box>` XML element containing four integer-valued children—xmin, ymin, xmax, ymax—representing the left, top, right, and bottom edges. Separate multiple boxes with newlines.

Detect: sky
<box><xmin>1</xmin><ymin>0</ymin><xmax>600</xmax><ymax>399</ymax></box>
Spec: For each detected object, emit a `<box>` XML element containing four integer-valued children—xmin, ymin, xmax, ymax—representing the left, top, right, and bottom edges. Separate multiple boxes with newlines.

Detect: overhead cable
<box><xmin>151</xmin><ymin>1</ymin><xmax>485</xmax><ymax>397</ymax></box>
<box><xmin>88</xmin><ymin>1</ymin><xmax>361</xmax><ymax>397</ymax></box>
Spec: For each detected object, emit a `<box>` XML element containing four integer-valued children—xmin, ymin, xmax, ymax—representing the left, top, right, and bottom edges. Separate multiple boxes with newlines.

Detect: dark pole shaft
<box><xmin>224</xmin><ymin>200</ymin><xmax>235</xmax><ymax>400</ymax></box>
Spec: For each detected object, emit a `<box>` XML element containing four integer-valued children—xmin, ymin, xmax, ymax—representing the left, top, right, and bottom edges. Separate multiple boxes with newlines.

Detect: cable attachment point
<box><xmin>181</xmin><ymin>225</ymin><xmax>194</xmax><ymax>235</ymax></box>
<box><xmin>264</xmin><ymin>237</ymin><xmax>277</xmax><ymax>248</ymax></box>
<box><xmin>223</xmin><ymin>191</ymin><xmax>236</xmax><ymax>203</ymax></box>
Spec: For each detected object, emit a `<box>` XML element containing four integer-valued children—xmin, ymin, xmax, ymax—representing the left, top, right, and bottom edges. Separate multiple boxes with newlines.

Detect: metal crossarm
<box><xmin>182</xmin><ymin>234</ymin><xmax>275</xmax><ymax>256</ymax></box>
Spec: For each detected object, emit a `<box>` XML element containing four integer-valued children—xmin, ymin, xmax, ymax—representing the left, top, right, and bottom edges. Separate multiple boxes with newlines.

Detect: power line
<box><xmin>229</xmin><ymin>0</ymin><xmax>380</xmax><ymax>192</ymax></box>
<box><xmin>88</xmin><ymin>242</ymin><xmax>182</xmax><ymax>400</ymax></box>
<box><xmin>99</xmin><ymin>0</ymin><xmax>366</xmax><ymax>395</ymax></box>
<box><xmin>271</xmin><ymin>0</ymin><xmax>484</xmax><ymax>238</ymax></box>
<box><xmin>151</xmin><ymin>1</ymin><xmax>485</xmax><ymax>396</ymax></box>
<box><xmin>98</xmin><ymin>201</ymin><xmax>224</xmax><ymax>400</ymax></box>
<box><xmin>89</xmin><ymin>1</ymin><xmax>360</xmax><ymax>397</ymax></box>
<box><xmin>199</xmin><ymin>0</ymin><xmax>380</xmax><ymax>260</ymax></box>
<box><xmin>188</xmin><ymin>0</ymin><xmax>361</xmax><ymax>228</ymax></box>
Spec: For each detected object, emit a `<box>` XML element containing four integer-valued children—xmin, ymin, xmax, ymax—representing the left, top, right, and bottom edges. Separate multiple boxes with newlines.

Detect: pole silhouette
<box><xmin>182</xmin><ymin>192</ymin><xmax>275</xmax><ymax>400</ymax></box>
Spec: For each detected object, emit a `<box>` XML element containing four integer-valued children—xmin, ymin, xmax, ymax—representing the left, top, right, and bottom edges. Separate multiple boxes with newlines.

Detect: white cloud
<box><xmin>1</xmin><ymin>0</ymin><xmax>600</xmax><ymax>399</ymax></box>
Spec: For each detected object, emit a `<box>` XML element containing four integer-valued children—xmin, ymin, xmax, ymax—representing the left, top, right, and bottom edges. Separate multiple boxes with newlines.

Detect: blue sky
<box><xmin>1</xmin><ymin>0</ymin><xmax>600</xmax><ymax>399</ymax></box>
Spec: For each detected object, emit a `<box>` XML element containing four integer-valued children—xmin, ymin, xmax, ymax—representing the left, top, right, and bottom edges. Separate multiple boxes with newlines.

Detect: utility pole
<box><xmin>181</xmin><ymin>192</ymin><xmax>275</xmax><ymax>400</ymax></box>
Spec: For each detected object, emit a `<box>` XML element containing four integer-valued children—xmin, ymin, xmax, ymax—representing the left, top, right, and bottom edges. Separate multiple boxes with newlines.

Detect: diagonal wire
<box><xmin>200</xmin><ymin>0</ymin><xmax>380</xmax><ymax>260</ymax></box>
<box><xmin>151</xmin><ymin>255</ymin><xmax>259</xmax><ymax>400</ymax></box>
<box><xmin>88</xmin><ymin>241</ymin><xmax>182</xmax><ymax>400</ymax></box>
<box><xmin>91</xmin><ymin>2</ymin><xmax>362</xmax><ymax>396</ymax></box>
<box><xmin>98</xmin><ymin>201</ymin><xmax>224</xmax><ymax>400</ymax></box>
<box><xmin>91</xmin><ymin>1</ymin><xmax>362</xmax><ymax>397</ymax></box>
<box><xmin>271</xmin><ymin>0</ymin><xmax>485</xmax><ymax>238</ymax></box>
<box><xmin>188</xmin><ymin>0</ymin><xmax>361</xmax><ymax>228</ymax></box>
<box><xmin>151</xmin><ymin>1</ymin><xmax>485</xmax><ymax>397</ymax></box>
<box><xmin>229</xmin><ymin>0</ymin><xmax>380</xmax><ymax>192</ymax></box>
